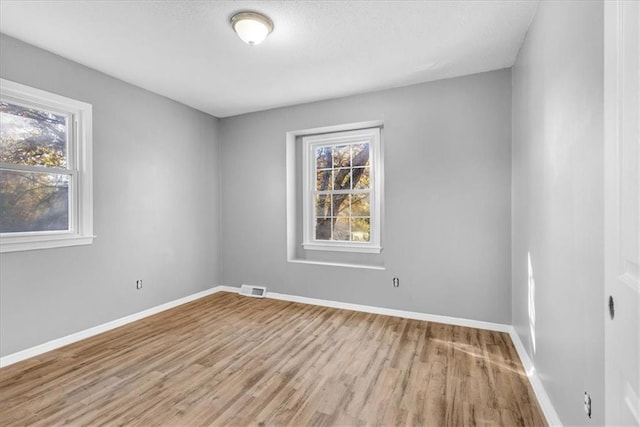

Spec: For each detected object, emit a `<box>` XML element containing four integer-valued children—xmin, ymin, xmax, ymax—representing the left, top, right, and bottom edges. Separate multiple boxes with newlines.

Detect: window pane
<box><xmin>351</xmin><ymin>218</ymin><xmax>370</xmax><ymax>242</ymax></box>
<box><xmin>351</xmin><ymin>193</ymin><xmax>370</xmax><ymax>216</ymax></box>
<box><xmin>315</xmin><ymin>146</ymin><xmax>332</xmax><ymax>169</ymax></box>
<box><xmin>353</xmin><ymin>167</ymin><xmax>370</xmax><ymax>189</ymax></box>
<box><xmin>352</xmin><ymin>143</ymin><xmax>370</xmax><ymax>167</ymax></box>
<box><xmin>334</xmin><ymin>168</ymin><xmax>350</xmax><ymax>190</ymax></box>
<box><xmin>332</xmin><ymin>145</ymin><xmax>350</xmax><ymax>168</ymax></box>
<box><xmin>332</xmin><ymin>194</ymin><xmax>350</xmax><ymax>217</ymax></box>
<box><xmin>0</xmin><ymin>102</ymin><xmax>68</xmax><ymax>168</ymax></box>
<box><xmin>315</xmin><ymin>194</ymin><xmax>331</xmax><ymax>217</ymax></box>
<box><xmin>332</xmin><ymin>217</ymin><xmax>350</xmax><ymax>241</ymax></box>
<box><xmin>0</xmin><ymin>170</ymin><xmax>69</xmax><ymax>233</ymax></box>
<box><xmin>315</xmin><ymin>218</ymin><xmax>332</xmax><ymax>240</ymax></box>
<box><xmin>316</xmin><ymin>169</ymin><xmax>332</xmax><ymax>191</ymax></box>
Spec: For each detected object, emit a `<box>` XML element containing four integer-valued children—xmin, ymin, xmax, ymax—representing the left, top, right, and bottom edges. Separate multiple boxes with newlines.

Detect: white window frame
<box><xmin>302</xmin><ymin>127</ymin><xmax>382</xmax><ymax>253</ymax></box>
<box><xmin>0</xmin><ymin>78</ymin><xmax>93</xmax><ymax>253</ymax></box>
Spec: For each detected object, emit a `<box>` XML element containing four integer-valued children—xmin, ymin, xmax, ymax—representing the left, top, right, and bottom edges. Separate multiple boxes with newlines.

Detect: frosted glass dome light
<box><xmin>230</xmin><ymin>11</ymin><xmax>274</xmax><ymax>46</ymax></box>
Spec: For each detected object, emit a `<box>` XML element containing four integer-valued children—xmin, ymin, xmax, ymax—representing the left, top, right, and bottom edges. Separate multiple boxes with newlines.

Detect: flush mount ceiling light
<box><xmin>230</xmin><ymin>11</ymin><xmax>274</xmax><ymax>46</ymax></box>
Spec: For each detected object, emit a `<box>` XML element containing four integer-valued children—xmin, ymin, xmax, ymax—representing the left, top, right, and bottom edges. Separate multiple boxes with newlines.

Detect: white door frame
<box><xmin>604</xmin><ymin>0</ymin><xmax>640</xmax><ymax>425</ymax></box>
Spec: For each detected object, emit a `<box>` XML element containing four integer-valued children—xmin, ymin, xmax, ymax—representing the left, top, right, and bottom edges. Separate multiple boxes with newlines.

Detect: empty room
<box><xmin>0</xmin><ymin>1</ymin><xmax>638</xmax><ymax>426</ymax></box>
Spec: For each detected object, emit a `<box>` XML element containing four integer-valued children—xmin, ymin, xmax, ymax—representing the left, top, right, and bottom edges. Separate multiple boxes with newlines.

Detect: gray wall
<box><xmin>511</xmin><ymin>1</ymin><xmax>604</xmax><ymax>425</ymax></box>
<box><xmin>0</xmin><ymin>35</ymin><xmax>221</xmax><ymax>357</ymax></box>
<box><xmin>220</xmin><ymin>69</ymin><xmax>512</xmax><ymax>324</ymax></box>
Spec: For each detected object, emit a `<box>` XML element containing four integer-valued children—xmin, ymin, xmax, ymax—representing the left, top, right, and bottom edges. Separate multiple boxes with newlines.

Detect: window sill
<box><xmin>0</xmin><ymin>234</ymin><xmax>95</xmax><ymax>253</ymax></box>
<box><xmin>302</xmin><ymin>243</ymin><xmax>383</xmax><ymax>254</ymax></box>
<box><xmin>288</xmin><ymin>259</ymin><xmax>386</xmax><ymax>270</ymax></box>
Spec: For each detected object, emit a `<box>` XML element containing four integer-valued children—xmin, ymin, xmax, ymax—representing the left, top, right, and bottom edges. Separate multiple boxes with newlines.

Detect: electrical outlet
<box><xmin>393</xmin><ymin>277</ymin><xmax>400</xmax><ymax>287</ymax></box>
<box><xmin>136</xmin><ymin>280</ymin><xmax>143</xmax><ymax>290</ymax></box>
<box><xmin>584</xmin><ymin>392</ymin><xmax>592</xmax><ymax>419</ymax></box>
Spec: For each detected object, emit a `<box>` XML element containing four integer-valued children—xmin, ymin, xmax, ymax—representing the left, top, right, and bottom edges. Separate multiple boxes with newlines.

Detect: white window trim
<box><xmin>302</xmin><ymin>127</ymin><xmax>382</xmax><ymax>254</ymax></box>
<box><xmin>0</xmin><ymin>78</ymin><xmax>94</xmax><ymax>253</ymax></box>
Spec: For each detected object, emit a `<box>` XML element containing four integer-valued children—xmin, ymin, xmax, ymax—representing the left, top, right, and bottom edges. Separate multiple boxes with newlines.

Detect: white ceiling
<box><xmin>0</xmin><ymin>1</ymin><xmax>538</xmax><ymax>118</ymax></box>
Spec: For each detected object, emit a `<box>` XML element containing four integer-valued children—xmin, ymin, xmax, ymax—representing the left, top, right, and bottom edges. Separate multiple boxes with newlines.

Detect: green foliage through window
<box><xmin>313</xmin><ymin>142</ymin><xmax>371</xmax><ymax>242</ymax></box>
<box><xmin>0</xmin><ymin>102</ymin><xmax>70</xmax><ymax>233</ymax></box>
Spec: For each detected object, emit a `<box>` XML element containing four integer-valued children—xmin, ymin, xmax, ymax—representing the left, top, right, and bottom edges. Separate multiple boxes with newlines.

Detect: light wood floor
<box><xmin>0</xmin><ymin>292</ymin><xmax>546</xmax><ymax>426</ymax></box>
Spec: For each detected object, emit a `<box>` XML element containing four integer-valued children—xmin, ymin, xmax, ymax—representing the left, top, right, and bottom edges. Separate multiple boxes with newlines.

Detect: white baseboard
<box><xmin>223</xmin><ymin>285</ymin><xmax>510</xmax><ymax>332</ymax></box>
<box><xmin>270</xmin><ymin>290</ymin><xmax>512</xmax><ymax>332</ymax></box>
<box><xmin>508</xmin><ymin>327</ymin><xmax>563</xmax><ymax>426</ymax></box>
<box><xmin>0</xmin><ymin>286</ymin><xmax>224</xmax><ymax>368</ymax></box>
<box><xmin>266</xmin><ymin>291</ymin><xmax>511</xmax><ymax>332</ymax></box>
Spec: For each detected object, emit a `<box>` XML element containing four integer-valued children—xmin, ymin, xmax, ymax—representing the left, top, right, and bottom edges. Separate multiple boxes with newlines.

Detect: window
<box><xmin>302</xmin><ymin>127</ymin><xmax>382</xmax><ymax>253</ymax></box>
<box><xmin>0</xmin><ymin>79</ymin><xmax>93</xmax><ymax>252</ymax></box>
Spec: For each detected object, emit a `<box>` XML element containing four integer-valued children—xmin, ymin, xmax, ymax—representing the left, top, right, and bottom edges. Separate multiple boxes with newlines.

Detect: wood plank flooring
<box><xmin>0</xmin><ymin>292</ymin><xmax>546</xmax><ymax>426</ymax></box>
